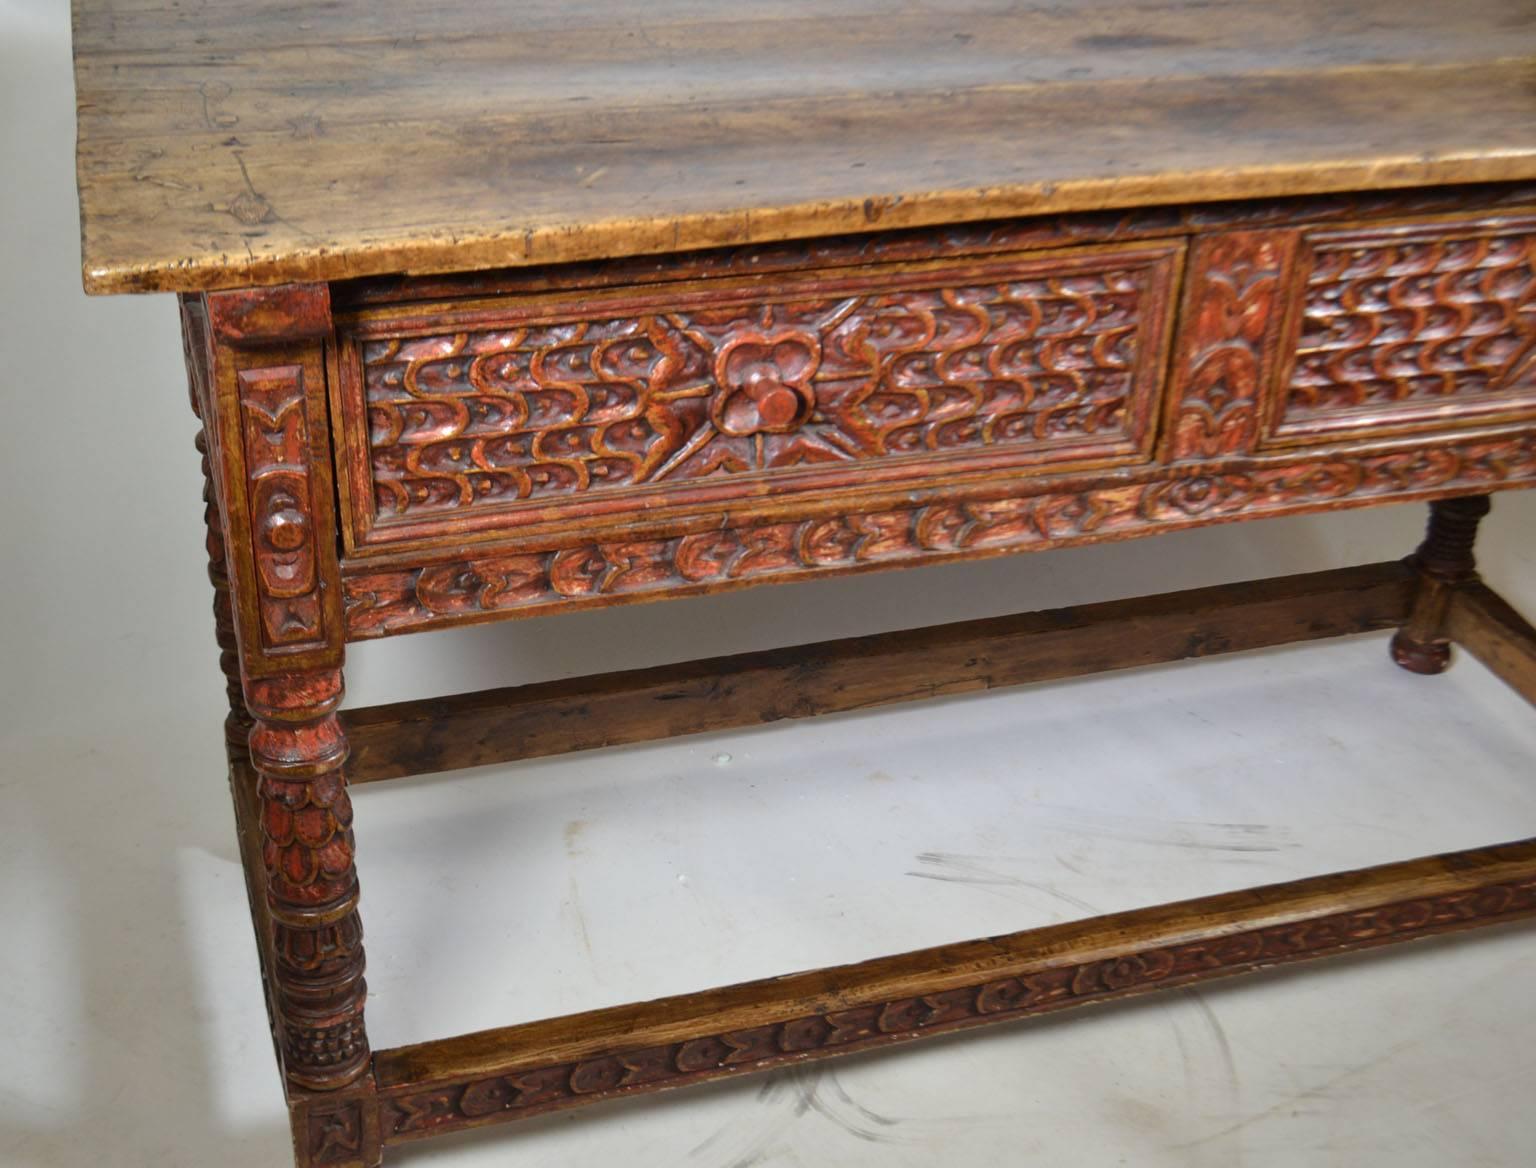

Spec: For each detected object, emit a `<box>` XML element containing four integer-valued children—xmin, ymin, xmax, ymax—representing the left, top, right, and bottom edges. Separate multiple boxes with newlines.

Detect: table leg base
<box><xmin>257</xmin><ymin>557</ymin><xmax>1536</xmax><ymax>1166</ymax></box>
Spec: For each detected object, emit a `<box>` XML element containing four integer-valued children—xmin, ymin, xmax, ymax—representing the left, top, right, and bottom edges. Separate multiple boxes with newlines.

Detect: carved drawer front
<box><xmin>1268</xmin><ymin>215</ymin><xmax>1536</xmax><ymax>445</ymax></box>
<box><xmin>334</xmin><ymin>243</ymin><xmax>1182</xmax><ymax>551</ymax></box>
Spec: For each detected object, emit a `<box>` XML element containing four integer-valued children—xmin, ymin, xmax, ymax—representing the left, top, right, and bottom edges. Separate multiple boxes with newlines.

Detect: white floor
<box><xmin>4</xmin><ymin>3</ymin><xmax>1536</xmax><ymax>1166</ymax></box>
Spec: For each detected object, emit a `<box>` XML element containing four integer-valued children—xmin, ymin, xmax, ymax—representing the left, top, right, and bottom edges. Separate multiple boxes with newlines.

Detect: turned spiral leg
<box><xmin>246</xmin><ymin>668</ymin><xmax>372</xmax><ymax>1092</ymax></box>
<box><xmin>1390</xmin><ymin>494</ymin><xmax>1492</xmax><ymax>675</ymax></box>
<box><xmin>196</xmin><ymin>428</ymin><xmax>254</xmax><ymax>746</ymax></box>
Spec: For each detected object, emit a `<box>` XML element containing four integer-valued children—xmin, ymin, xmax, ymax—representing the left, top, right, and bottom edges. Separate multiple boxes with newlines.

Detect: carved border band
<box><xmin>371</xmin><ymin>872</ymin><xmax>1536</xmax><ymax>1146</ymax></box>
<box><xmin>341</xmin><ymin>431</ymin><xmax>1536</xmax><ymax>638</ymax></box>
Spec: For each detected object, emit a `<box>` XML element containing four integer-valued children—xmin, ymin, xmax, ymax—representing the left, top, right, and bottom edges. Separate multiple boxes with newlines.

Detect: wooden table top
<box><xmin>73</xmin><ymin>0</ymin><xmax>1536</xmax><ymax>296</ymax></box>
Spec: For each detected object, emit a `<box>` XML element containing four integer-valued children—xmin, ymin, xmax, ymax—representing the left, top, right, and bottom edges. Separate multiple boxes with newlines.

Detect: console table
<box><xmin>71</xmin><ymin>2</ymin><xmax>1536</xmax><ymax>1164</ymax></box>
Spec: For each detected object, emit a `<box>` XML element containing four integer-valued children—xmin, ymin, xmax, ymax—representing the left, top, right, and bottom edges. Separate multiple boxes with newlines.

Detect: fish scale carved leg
<box><xmin>1391</xmin><ymin>494</ymin><xmax>1494</xmax><ymax>675</ymax></box>
<box><xmin>246</xmin><ymin>666</ymin><xmax>383</xmax><ymax>1168</ymax></box>
<box><xmin>246</xmin><ymin>667</ymin><xmax>372</xmax><ymax>1090</ymax></box>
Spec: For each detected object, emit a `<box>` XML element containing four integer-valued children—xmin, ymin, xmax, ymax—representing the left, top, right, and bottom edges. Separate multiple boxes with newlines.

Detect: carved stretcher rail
<box><xmin>351</xmin><ymin>839</ymin><xmax>1536</xmax><ymax>1156</ymax></box>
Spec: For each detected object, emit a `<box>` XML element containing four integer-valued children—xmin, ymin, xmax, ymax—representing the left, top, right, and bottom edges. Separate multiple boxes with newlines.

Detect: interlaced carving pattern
<box><xmin>361</xmin><ymin>267</ymin><xmax>1154</xmax><ymax>518</ymax></box>
<box><xmin>1286</xmin><ymin>226</ymin><xmax>1536</xmax><ymax>422</ymax></box>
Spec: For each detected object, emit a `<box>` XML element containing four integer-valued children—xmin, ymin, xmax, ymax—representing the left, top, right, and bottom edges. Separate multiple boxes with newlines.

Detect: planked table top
<box><xmin>72</xmin><ymin>0</ymin><xmax>1536</xmax><ymax>295</ymax></box>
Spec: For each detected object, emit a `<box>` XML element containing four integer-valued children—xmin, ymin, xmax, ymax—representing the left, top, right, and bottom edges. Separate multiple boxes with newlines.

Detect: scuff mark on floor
<box><xmin>1171</xmin><ymin>1040</ymin><xmax>1414</xmax><ymax>1150</ymax></box>
<box><xmin>793</xmin><ymin>1067</ymin><xmax>908</xmax><ymax>1143</ymax></box>
<box><xmin>1029</xmin><ymin>805</ymin><xmax>1298</xmax><ymax>854</ymax></box>
<box><xmin>1162</xmin><ymin>988</ymin><xmax>1244</xmax><ymax>1168</ymax></box>
<box><xmin>561</xmin><ymin>873</ymin><xmax>595</xmax><ymax>969</ymax></box>
<box><xmin>688</xmin><ymin>1063</ymin><xmax>940</xmax><ymax>1163</ymax></box>
<box><xmin>906</xmin><ymin>851</ymin><xmax>1101</xmax><ymax>914</ymax></box>
<box><xmin>688</xmin><ymin>1068</ymin><xmax>826</xmax><ymax>1165</ymax></box>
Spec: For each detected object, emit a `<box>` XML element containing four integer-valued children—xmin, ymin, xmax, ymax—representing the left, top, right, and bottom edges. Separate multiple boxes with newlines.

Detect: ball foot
<box><xmin>1390</xmin><ymin>631</ymin><xmax>1451</xmax><ymax>675</ymax></box>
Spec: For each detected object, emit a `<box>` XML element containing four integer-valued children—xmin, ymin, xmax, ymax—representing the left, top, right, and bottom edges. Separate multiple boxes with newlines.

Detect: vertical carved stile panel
<box><xmin>238</xmin><ymin>364</ymin><xmax>326</xmax><ymax>649</ymax></box>
<box><xmin>1166</xmin><ymin>230</ymin><xmax>1298</xmax><ymax>460</ymax></box>
<box><xmin>206</xmin><ymin>283</ymin><xmax>342</xmax><ymax>679</ymax></box>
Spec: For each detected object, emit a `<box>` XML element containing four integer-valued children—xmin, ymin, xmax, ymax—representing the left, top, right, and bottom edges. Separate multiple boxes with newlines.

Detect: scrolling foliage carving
<box><xmin>343</xmin><ymin>431</ymin><xmax>1536</xmax><ymax>638</ymax></box>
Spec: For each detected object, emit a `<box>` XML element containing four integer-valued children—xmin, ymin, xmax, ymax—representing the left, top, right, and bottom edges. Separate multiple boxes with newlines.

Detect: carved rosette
<box><xmin>376</xmin><ymin>874</ymin><xmax>1536</xmax><ymax>1140</ymax></box>
<box><xmin>712</xmin><ymin>332</ymin><xmax>819</xmax><ymax>435</ymax></box>
<box><xmin>247</xmin><ymin>669</ymin><xmax>370</xmax><ymax>1090</ymax></box>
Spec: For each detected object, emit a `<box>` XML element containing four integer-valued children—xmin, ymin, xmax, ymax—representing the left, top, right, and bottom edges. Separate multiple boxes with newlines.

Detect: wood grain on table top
<box><xmin>72</xmin><ymin>0</ymin><xmax>1536</xmax><ymax>294</ymax></box>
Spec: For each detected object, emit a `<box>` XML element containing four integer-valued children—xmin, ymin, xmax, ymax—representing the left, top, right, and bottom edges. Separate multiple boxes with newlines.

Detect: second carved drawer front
<box><xmin>335</xmin><ymin>243</ymin><xmax>1182</xmax><ymax>550</ymax></box>
<box><xmin>1269</xmin><ymin>216</ymin><xmax>1536</xmax><ymax>444</ymax></box>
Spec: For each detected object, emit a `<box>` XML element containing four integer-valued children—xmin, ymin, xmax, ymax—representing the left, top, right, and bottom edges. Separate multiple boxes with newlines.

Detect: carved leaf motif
<box><xmin>1168</xmin><ymin>231</ymin><xmax>1293</xmax><ymax>460</ymax></box>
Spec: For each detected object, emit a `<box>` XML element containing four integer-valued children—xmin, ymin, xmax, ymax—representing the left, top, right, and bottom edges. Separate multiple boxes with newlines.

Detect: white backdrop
<box><xmin>4</xmin><ymin>2</ymin><xmax>1535</xmax><ymax>1165</ymax></box>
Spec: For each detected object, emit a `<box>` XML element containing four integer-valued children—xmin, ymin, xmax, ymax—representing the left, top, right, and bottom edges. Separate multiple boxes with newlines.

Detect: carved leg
<box><xmin>1391</xmin><ymin>494</ymin><xmax>1492</xmax><ymax>674</ymax></box>
<box><xmin>194</xmin><ymin>284</ymin><xmax>379</xmax><ymax>1165</ymax></box>
<box><xmin>247</xmin><ymin>668</ymin><xmax>383</xmax><ymax>1167</ymax></box>
<box><xmin>245</xmin><ymin>667</ymin><xmax>372</xmax><ymax>1092</ymax></box>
